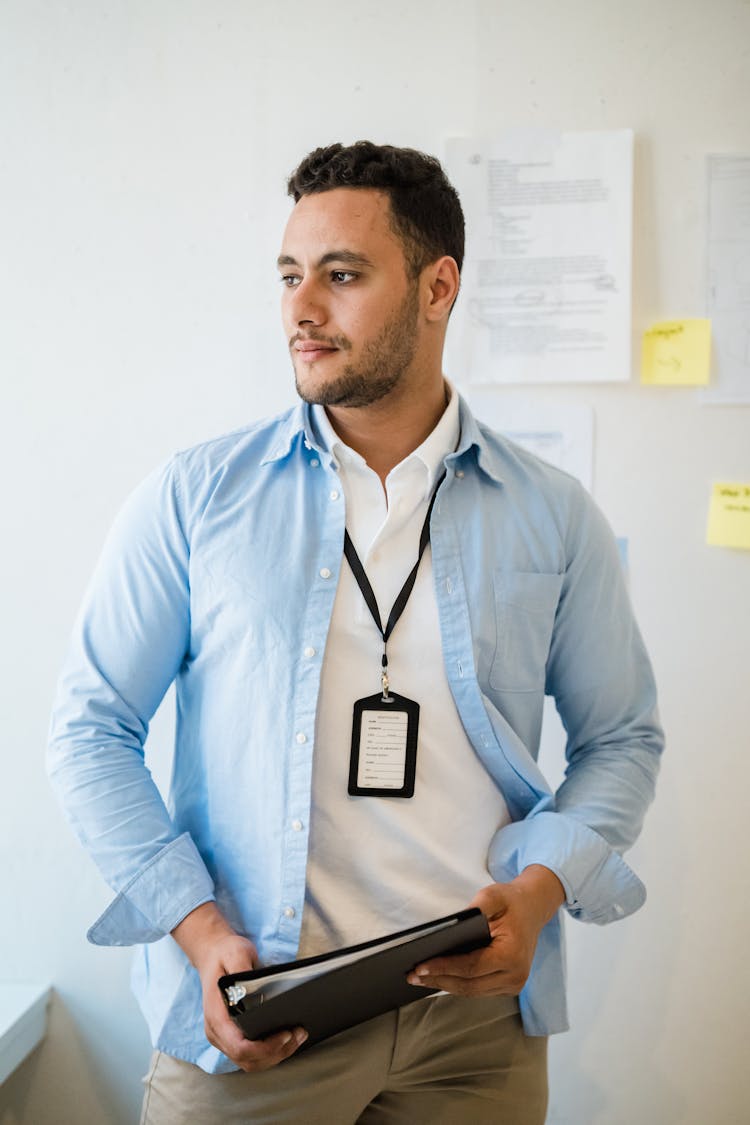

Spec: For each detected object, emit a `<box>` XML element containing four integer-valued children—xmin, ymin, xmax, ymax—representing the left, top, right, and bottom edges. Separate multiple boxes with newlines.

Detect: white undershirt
<box><xmin>298</xmin><ymin>388</ymin><xmax>511</xmax><ymax>957</ymax></box>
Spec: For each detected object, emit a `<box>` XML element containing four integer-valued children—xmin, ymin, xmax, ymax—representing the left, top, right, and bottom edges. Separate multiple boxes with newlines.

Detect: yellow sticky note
<box><xmin>707</xmin><ymin>482</ymin><xmax>750</xmax><ymax>550</ymax></box>
<box><xmin>641</xmin><ymin>319</ymin><xmax>711</xmax><ymax>386</ymax></box>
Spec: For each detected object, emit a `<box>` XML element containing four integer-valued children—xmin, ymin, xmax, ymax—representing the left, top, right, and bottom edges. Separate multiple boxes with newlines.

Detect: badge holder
<box><xmin>343</xmin><ymin>473</ymin><xmax>444</xmax><ymax>800</ymax></box>
<box><xmin>348</xmin><ymin>669</ymin><xmax>420</xmax><ymax>798</ymax></box>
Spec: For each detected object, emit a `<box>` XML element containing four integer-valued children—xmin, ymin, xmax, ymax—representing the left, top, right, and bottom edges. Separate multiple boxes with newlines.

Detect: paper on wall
<box><xmin>706</xmin><ymin>482</ymin><xmax>750</xmax><ymax>550</ymax></box>
<box><xmin>641</xmin><ymin>319</ymin><xmax>711</xmax><ymax>386</ymax></box>
<box><xmin>702</xmin><ymin>155</ymin><xmax>750</xmax><ymax>404</ymax></box>
<box><xmin>464</xmin><ymin>389</ymin><xmax>594</xmax><ymax>491</ymax></box>
<box><xmin>445</xmin><ymin>129</ymin><xmax>633</xmax><ymax>385</ymax></box>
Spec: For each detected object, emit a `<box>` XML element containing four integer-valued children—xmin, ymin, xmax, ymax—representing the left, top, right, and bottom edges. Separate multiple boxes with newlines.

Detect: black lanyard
<box><xmin>342</xmin><ymin>473</ymin><xmax>445</xmax><ymax>698</ymax></box>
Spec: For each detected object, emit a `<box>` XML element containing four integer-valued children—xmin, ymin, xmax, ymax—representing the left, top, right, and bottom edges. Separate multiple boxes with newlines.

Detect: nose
<box><xmin>285</xmin><ymin>275</ymin><xmax>327</xmax><ymax>329</ymax></box>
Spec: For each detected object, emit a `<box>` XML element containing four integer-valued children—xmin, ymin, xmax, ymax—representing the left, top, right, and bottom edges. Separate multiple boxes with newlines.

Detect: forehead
<box><xmin>280</xmin><ymin>187</ymin><xmax>404</xmax><ymax>262</ymax></box>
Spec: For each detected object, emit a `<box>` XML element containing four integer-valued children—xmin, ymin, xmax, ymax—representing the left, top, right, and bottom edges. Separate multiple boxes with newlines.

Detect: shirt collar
<box><xmin>310</xmin><ymin>380</ymin><xmax>461</xmax><ymax>495</ymax></box>
<box><xmin>259</xmin><ymin>391</ymin><xmax>504</xmax><ymax>488</ymax></box>
<box><xmin>452</xmin><ymin>396</ymin><xmax>505</xmax><ymax>485</ymax></box>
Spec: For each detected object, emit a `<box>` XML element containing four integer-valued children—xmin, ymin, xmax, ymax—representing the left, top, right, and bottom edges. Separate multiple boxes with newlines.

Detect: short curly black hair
<box><xmin>287</xmin><ymin>141</ymin><xmax>464</xmax><ymax>279</ymax></box>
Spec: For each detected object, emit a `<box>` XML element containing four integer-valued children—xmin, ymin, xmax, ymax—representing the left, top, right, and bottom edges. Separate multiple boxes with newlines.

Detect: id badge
<box><xmin>348</xmin><ymin>692</ymin><xmax>420</xmax><ymax>798</ymax></box>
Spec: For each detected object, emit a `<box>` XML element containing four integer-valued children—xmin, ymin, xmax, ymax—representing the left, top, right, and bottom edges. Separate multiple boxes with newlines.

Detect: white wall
<box><xmin>1</xmin><ymin>2</ymin><xmax>748</xmax><ymax>1122</ymax></box>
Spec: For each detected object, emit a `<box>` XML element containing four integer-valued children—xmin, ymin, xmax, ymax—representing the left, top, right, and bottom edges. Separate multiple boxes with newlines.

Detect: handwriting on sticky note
<box><xmin>641</xmin><ymin>319</ymin><xmax>711</xmax><ymax>386</ymax></box>
<box><xmin>706</xmin><ymin>483</ymin><xmax>750</xmax><ymax>550</ymax></box>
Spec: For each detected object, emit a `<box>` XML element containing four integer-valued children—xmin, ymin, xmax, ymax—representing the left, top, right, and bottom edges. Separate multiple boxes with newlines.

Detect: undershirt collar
<box><xmin>311</xmin><ymin>379</ymin><xmax>460</xmax><ymax>497</ymax></box>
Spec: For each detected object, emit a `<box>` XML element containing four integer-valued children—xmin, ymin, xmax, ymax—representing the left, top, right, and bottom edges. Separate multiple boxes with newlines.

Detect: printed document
<box><xmin>446</xmin><ymin>130</ymin><xmax>633</xmax><ymax>384</ymax></box>
<box><xmin>703</xmin><ymin>155</ymin><xmax>750</xmax><ymax>404</ymax></box>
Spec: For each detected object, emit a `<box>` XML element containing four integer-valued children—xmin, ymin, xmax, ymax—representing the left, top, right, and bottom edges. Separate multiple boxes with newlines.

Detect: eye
<box><xmin>279</xmin><ymin>274</ymin><xmax>301</xmax><ymax>287</ymax></box>
<box><xmin>331</xmin><ymin>271</ymin><xmax>357</xmax><ymax>284</ymax></box>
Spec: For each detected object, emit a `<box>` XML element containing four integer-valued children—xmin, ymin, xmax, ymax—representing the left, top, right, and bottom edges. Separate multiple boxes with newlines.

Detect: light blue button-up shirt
<box><xmin>47</xmin><ymin>396</ymin><xmax>663</xmax><ymax>1073</ymax></box>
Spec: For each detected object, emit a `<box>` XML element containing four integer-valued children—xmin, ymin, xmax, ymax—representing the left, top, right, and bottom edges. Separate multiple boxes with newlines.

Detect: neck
<box><xmin>324</xmin><ymin>376</ymin><xmax>449</xmax><ymax>485</ymax></box>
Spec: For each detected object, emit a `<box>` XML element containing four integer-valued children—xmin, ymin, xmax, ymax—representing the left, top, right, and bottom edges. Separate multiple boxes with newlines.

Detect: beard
<box><xmin>292</xmin><ymin>283</ymin><xmax>420</xmax><ymax>408</ymax></box>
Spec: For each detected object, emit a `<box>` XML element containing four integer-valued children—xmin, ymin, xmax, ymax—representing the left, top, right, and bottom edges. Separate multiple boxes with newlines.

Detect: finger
<box><xmin>233</xmin><ymin>1027</ymin><xmax>308</xmax><ymax>1072</ymax></box>
<box><xmin>205</xmin><ymin>993</ymin><xmax>306</xmax><ymax>1069</ymax></box>
<box><xmin>469</xmin><ymin>883</ymin><xmax>511</xmax><ymax>919</ymax></box>
<box><xmin>205</xmin><ymin>1003</ymin><xmax>278</xmax><ymax>1062</ymax></box>
<box><xmin>410</xmin><ymin>944</ymin><xmax>505</xmax><ymax>982</ymax></box>
<box><xmin>218</xmin><ymin>940</ymin><xmax>259</xmax><ymax>976</ymax></box>
<box><xmin>205</xmin><ymin>991</ymin><xmax>250</xmax><ymax>1047</ymax></box>
<box><xmin>214</xmin><ymin>1021</ymin><xmax>308</xmax><ymax>1072</ymax></box>
<box><xmin>407</xmin><ymin>970</ymin><xmax>515</xmax><ymax>998</ymax></box>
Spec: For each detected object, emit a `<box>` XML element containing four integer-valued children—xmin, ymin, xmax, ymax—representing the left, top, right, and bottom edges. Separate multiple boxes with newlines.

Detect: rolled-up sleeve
<box><xmin>47</xmin><ymin>457</ymin><xmax>215</xmax><ymax>945</ymax></box>
<box><xmin>489</xmin><ymin>801</ymin><xmax>647</xmax><ymax>924</ymax></box>
<box><xmin>491</xmin><ymin>482</ymin><xmax>664</xmax><ymax>924</ymax></box>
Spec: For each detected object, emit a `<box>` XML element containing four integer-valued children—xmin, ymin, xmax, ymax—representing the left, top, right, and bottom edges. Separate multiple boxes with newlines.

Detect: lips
<box><xmin>293</xmin><ymin>340</ymin><xmax>339</xmax><ymax>362</ymax></box>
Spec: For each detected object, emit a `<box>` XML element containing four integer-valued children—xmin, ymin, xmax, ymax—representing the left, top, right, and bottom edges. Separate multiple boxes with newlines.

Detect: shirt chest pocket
<box><xmin>489</xmin><ymin>571</ymin><xmax>563</xmax><ymax>693</ymax></box>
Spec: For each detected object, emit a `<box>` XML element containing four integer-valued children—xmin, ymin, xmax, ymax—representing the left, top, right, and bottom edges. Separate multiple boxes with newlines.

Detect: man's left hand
<box><xmin>406</xmin><ymin>864</ymin><xmax>565</xmax><ymax>997</ymax></box>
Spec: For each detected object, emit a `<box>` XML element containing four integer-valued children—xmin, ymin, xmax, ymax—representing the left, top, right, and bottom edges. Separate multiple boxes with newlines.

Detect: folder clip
<box><xmin>225</xmin><ymin>984</ymin><xmax>247</xmax><ymax>1006</ymax></box>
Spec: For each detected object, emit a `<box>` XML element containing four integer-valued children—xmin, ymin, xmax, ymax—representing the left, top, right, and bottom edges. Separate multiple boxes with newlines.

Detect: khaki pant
<box><xmin>140</xmin><ymin>993</ymin><xmax>548</xmax><ymax>1124</ymax></box>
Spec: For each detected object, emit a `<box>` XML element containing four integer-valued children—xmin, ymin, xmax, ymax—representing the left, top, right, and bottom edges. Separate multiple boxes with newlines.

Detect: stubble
<box><xmin>293</xmin><ymin>284</ymin><xmax>420</xmax><ymax>408</ymax></box>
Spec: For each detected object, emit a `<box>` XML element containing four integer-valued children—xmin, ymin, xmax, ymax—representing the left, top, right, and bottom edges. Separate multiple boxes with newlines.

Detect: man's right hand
<box><xmin>171</xmin><ymin>902</ymin><xmax>308</xmax><ymax>1071</ymax></box>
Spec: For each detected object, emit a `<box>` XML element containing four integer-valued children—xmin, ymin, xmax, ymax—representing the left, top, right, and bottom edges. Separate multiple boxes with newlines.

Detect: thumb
<box><xmin>469</xmin><ymin>882</ymin><xmax>511</xmax><ymax>921</ymax></box>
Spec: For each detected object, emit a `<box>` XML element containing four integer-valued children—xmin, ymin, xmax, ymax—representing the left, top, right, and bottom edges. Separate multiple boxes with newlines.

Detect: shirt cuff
<box><xmin>488</xmin><ymin>806</ymin><xmax>646</xmax><ymax>924</ymax></box>
<box><xmin>86</xmin><ymin>833</ymin><xmax>216</xmax><ymax>946</ymax></box>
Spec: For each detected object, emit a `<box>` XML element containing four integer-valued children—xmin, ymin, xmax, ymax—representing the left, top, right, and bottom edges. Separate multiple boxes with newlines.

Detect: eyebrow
<box><xmin>276</xmin><ymin>250</ymin><xmax>375</xmax><ymax>270</ymax></box>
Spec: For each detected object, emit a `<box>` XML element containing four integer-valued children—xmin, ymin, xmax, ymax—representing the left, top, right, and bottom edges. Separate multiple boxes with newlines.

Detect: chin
<box><xmin>294</xmin><ymin>371</ymin><xmax>330</xmax><ymax>406</ymax></box>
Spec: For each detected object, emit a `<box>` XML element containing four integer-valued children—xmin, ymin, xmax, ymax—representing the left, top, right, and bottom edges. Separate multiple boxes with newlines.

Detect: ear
<box><xmin>422</xmin><ymin>256</ymin><xmax>461</xmax><ymax>322</ymax></box>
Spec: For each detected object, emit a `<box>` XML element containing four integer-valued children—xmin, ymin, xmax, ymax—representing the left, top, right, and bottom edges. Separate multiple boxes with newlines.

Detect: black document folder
<box><xmin>219</xmin><ymin>907</ymin><xmax>490</xmax><ymax>1051</ymax></box>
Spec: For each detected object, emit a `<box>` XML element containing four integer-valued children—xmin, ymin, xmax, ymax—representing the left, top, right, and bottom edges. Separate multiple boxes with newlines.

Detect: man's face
<box><xmin>278</xmin><ymin>188</ymin><xmax>421</xmax><ymax>408</ymax></box>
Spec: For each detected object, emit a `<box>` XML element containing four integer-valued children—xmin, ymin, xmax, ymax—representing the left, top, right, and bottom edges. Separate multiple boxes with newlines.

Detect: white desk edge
<box><xmin>0</xmin><ymin>983</ymin><xmax>52</xmax><ymax>1086</ymax></box>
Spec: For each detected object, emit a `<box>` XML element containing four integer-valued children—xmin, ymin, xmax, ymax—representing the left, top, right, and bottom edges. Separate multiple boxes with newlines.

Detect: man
<box><xmin>48</xmin><ymin>141</ymin><xmax>663</xmax><ymax>1124</ymax></box>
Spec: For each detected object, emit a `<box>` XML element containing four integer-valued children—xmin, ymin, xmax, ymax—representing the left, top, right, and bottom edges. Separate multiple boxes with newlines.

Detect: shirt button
<box><xmin>295</xmin><ymin>732</ymin><xmax>307</xmax><ymax>744</ymax></box>
<box><xmin>455</xmin><ymin>469</ymin><xmax>465</xmax><ymax>479</ymax></box>
<box><xmin>329</xmin><ymin>490</ymin><xmax>340</xmax><ymax>501</ymax></box>
<box><xmin>291</xmin><ymin>819</ymin><xmax>303</xmax><ymax>832</ymax></box>
<box><xmin>310</xmin><ymin>459</ymin><xmax>320</xmax><ymax>468</ymax></box>
<box><xmin>303</xmin><ymin>646</ymin><xmax>316</xmax><ymax>658</ymax></box>
<box><xmin>319</xmin><ymin>567</ymin><xmax>332</xmax><ymax>579</ymax></box>
<box><xmin>283</xmin><ymin>906</ymin><xmax>296</xmax><ymax>919</ymax></box>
